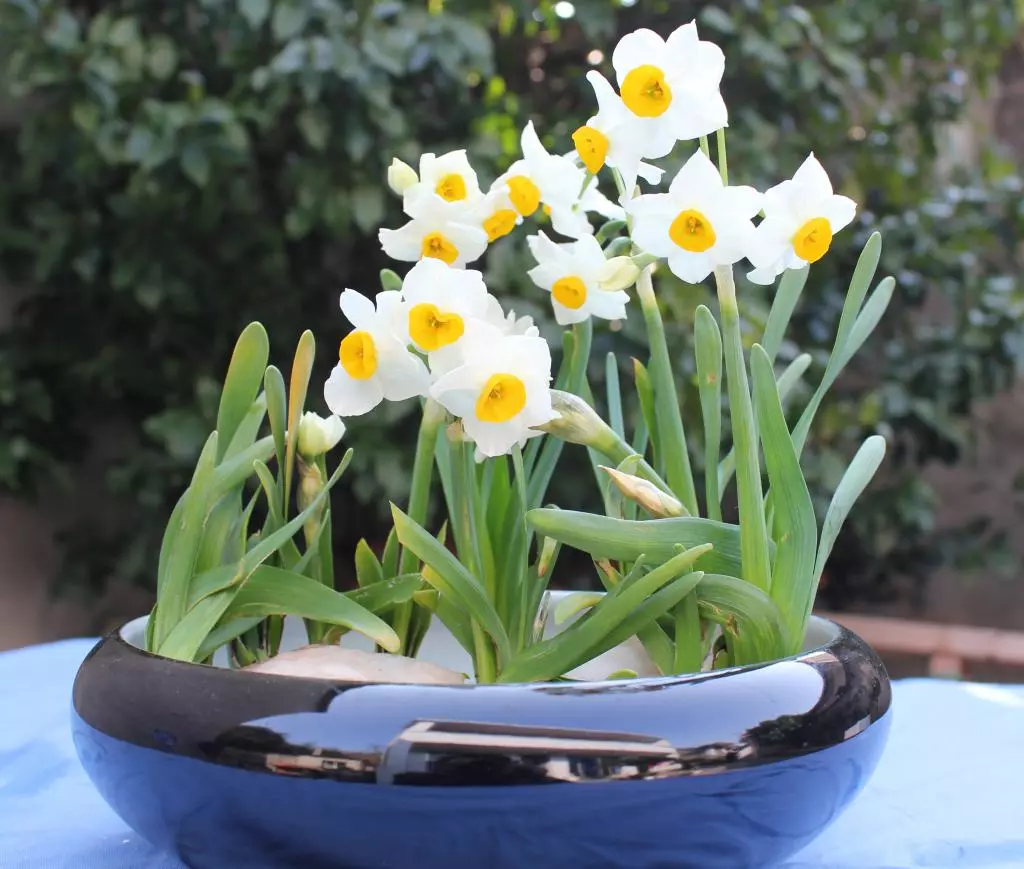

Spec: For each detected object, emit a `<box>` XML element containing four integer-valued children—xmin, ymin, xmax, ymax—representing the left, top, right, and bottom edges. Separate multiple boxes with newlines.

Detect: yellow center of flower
<box><xmin>507</xmin><ymin>175</ymin><xmax>541</xmax><ymax>217</ymax></box>
<box><xmin>552</xmin><ymin>275</ymin><xmax>587</xmax><ymax>310</ymax></box>
<box><xmin>421</xmin><ymin>232</ymin><xmax>459</xmax><ymax>265</ymax></box>
<box><xmin>669</xmin><ymin>209</ymin><xmax>716</xmax><ymax>253</ymax></box>
<box><xmin>791</xmin><ymin>217</ymin><xmax>833</xmax><ymax>263</ymax></box>
<box><xmin>339</xmin><ymin>330</ymin><xmax>377</xmax><ymax>380</ymax></box>
<box><xmin>435</xmin><ymin>173</ymin><xmax>467</xmax><ymax>202</ymax></box>
<box><xmin>483</xmin><ymin>209</ymin><xmax>518</xmax><ymax>242</ymax></box>
<box><xmin>621</xmin><ymin>65</ymin><xmax>672</xmax><ymax>117</ymax></box>
<box><xmin>572</xmin><ymin>125</ymin><xmax>609</xmax><ymax>175</ymax></box>
<box><xmin>476</xmin><ymin>373</ymin><xmax>527</xmax><ymax>423</ymax></box>
<box><xmin>408</xmin><ymin>303</ymin><xmax>465</xmax><ymax>352</ymax></box>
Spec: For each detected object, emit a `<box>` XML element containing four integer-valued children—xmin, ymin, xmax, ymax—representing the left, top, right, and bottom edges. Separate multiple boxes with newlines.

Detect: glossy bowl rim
<box><xmin>107</xmin><ymin>610</ymin><xmax>849</xmax><ymax>692</ymax></box>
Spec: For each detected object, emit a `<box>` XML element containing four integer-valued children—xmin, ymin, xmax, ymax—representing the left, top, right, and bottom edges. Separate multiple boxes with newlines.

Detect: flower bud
<box><xmin>532</xmin><ymin>389</ymin><xmax>615</xmax><ymax>450</ymax></box>
<box><xmin>596</xmin><ymin>256</ymin><xmax>641</xmax><ymax>292</ymax></box>
<box><xmin>387</xmin><ymin>158</ymin><xmax>418</xmax><ymax>196</ymax></box>
<box><xmin>600</xmin><ymin>465</ymin><xmax>686</xmax><ymax>518</ymax></box>
<box><xmin>297</xmin><ymin>412</ymin><xmax>345</xmax><ymax>459</ymax></box>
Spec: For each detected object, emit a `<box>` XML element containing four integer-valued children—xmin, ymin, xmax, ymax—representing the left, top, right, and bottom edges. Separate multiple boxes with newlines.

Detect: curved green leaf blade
<box><xmin>497</xmin><ymin>544</ymin><xmax>711</xmax><ymax>682</ymax></box>
<box><xmin>761</xmin><ymin>265</ymin><xmax>809</xmax><ymax>364</ymax></box>
<box><xmin>284</xmin><ymin>331</ymin><xmax>316</xmax><ymax>511</ymax></box>
<box><xmin>751</xmin><ymin>344</ymin><xmax>817</xmax><ymax>654</ymax></box>
<box><xmin>391</xmin><ymin>504</ymin><xmax>511</xmax><ymax>664</ymax></box>
<box><xmin>264</xmin><ymin>365</ymin><xmax>288</xmax><ymax>476</ymax></box>
<box><xmin>226</xmin><ymin>565</ymin><xmax>400</xmax><ymax>652</ymax></box>
<box><xmin>526</xmin><ymin>508</ymin><xmax>766</xmax><ymax>578</ymax></box>
<box><xmin>216</xmin><ymin>322</ymin><xmax>269</xmax><ymax>462</ymax></box>
<box><xmin>153</xmin><ymin>431</ymin><xmax>219</xmax><ymax>649</ymax></box>
<box><xmin>694</xmin><ymin>304</ymin><xmax>723</xmax><ymax>520</ymax></box>
<box><xmin>696</xmin><ymin>573</ymin><xmax>790</xmax><ymax>665</ymax></box>
<box><xmin>812</xmin><ymin>436</ymin><xmax>887</xmax><ymax>612</ymax></box>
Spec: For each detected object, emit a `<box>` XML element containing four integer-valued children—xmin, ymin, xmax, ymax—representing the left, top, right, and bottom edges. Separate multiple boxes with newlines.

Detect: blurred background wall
<box><xmin>1</xmin><ymin>0</ymin><xmax>1023</xmax><ymax>650</ymax></box>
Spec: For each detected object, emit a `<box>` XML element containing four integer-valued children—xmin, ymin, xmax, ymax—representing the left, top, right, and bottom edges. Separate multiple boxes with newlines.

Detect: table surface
<box><xmin>1</xmin><ymin>639</ymin><xmax>1022</xmax><ymax>869</ymax></box>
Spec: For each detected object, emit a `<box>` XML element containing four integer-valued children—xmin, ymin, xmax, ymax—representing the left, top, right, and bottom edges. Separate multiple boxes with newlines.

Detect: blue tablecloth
<box><xmin>1</xmin><ymin>639</ymin><xmax>1022</xmax><ymax>868</ymax></box>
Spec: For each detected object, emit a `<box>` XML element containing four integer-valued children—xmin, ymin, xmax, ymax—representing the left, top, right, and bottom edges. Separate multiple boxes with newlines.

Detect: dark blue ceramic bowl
<box><xmin>72</xmin><ymin>610</ymin><xmax>891</xmax><ymax>869</ymax></box>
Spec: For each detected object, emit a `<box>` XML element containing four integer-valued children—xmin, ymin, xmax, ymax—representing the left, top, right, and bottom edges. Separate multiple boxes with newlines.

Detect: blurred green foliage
<box><xmin>0</xmin><ymin>0</ymin><xmax>1021</xmax><ymax>605</ymax></box>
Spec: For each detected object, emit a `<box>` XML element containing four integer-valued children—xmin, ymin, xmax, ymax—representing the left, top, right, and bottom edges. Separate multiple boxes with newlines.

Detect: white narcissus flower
<box><xmin>527</xmin><ymin>232</ymin><xmax>630</xmax><ymax>326</ymax></box>
<box><xmin>745</xmin><ymin>154</ymin><xmax>857</xmax><ymax>285</ymax></box>
<box><xmin>399</xmin><ymin>258</ymin><xmax>493</xmax><ymax>379</ymax></box>
<box><xmin>494</xmin><ymin>122</ymin><xmax>622</xmax><ymax>240</ymax></box>
<box><xmin>324</xmin><ymin>290</ymin><xmax>430</xmax><ymax>417</ymax></box>
<box><xmin>477</xmin><ymin>182</ymin><xmax>522</xmax><ymax>243</ymax></box>
<box><xmin>611</xmin><ymin>22</ymin><xmax>728</xmax><ymax>152</ymax></box>
<box><xmin>430</xmin><ymin>322</ymin><xmax>557</xmax><ymax>458</ymax></box>
<box><xmin>403</xmin><ymin>149</ymin><xmax>483</xmax><ymax>207</ymax></box>
<box><xmin>379</xmin><ymin>194</ymin><xmax>488</xmax><ymax>268</ymax></box>
<box><xmin>573</xmin><ymin>71</ymin><xmax>666</xmax><ymax>198</ymax></box>
<box><xmin>297</xmin><ymin>412</ymin><xmax>346</xmax><ymax>459</ymax></box>
<box><xmin>483</xmin><ymin>294</ymin><xmax>540</xmax><ymax>338</ymax></box>
<box><xmin>627</xmin><ymin>149</ymin><xmax>761</xmax><ymax>284</ymax></box>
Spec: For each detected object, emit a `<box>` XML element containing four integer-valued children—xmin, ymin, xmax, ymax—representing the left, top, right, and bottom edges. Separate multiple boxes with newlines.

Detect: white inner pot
<box><xmin>122</xmin><ymin>591</ymin><xmax>838</xmax><ymax>681</ymax></box>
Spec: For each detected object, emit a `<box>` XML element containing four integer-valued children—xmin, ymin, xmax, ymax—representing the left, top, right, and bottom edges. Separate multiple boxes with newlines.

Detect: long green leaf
<box><xmin>605</xmin><ymin>352</ymin><xmax>624</xmax><ymax>438</ymax></box>
<box><xmin>761</xmin><ymin>266</ymin><xmax>809</xmax><ymax>364</ymax></box>
<box><xmin>751</xmin><ymin>345</ymin><xmax>817</xmax><ymax>653</ymax></box>
<box><xmin>264</xmin><ymin>365</ymin><xmax>288</xmax><ymax>476</ymax></box>
<box><xmin>239</xmin><ymin>449</ymin><xmax>351</xmax><ymax>578</ymax></box>
<box><xmin>694</xmin><ymin>305</ymin><xmax>723</xmax><ymax>521</ymax></box>
<box><xmin>497</xmin><ymin>545</ymin><xmax>711</xmax><ymax>683</ymax></box>
<box><xmin>716</xmin><ymin>267</ymin><xmax>771</xmax><ymax>592</ymax></box>
<box><xmin>527</xmin><ymin>509</ymin><xmax>763</xmax><ymax>578</ymax></box>
<box><xmin>224</xmin><ymin>394</ymin><xmax>268</xmax><ymax>461</ymax></box>
<box><xmin>346</xmin><ymin>574</ymin><xmax>424</xmax><ymax>612</ymax></box>
<box><xmin>717</xmin><ymin>352</ymin><xmax>812</xmax><ymax>501</ymax></box>
<box><xmin>197</xmin><ymin>616</ymin><xmax>264</xmax><ymax>662</ymax></box>
<box><xmin>156</xmin><ymin>494</ymin><xmax>186</xmax><ymax>599</ymax></box>
<box><xmin>636</xmin><ymin>268</ymin><xmax>698</xmax><ymax>515</ymax></box>
<box><xmin>527</xmin><ymin>318</ymin><xmax>591</xmax><ymax>509</ymax></box>
<box><xmin>632</xmin><ymin>358</ymin><xmax>657</xmax><ymax>463</ymax></box>
<box><xmin>696</xmin><ymin>573</ymin><xmax>790</xmax><ymax>665</ymax></box>
<box><xmin>391</xmin><ymin>504</ymin><xmax>511</xmax><ymax>665</ymax></box>
<box><xmin>812</xmin><ymin>436</ymin><xmax>886</xmax><ymax>614</ymax></box>
<box><xmin>157</xmin><ymin>588</ymin><xmax>237</xmax><ymax>661</ymax></box>
<box><xmin>216</xmin><ymin>322</ymin><xmax>269</xmax><ymax>462</ymax></box>
<box><xmin>153</xmin><ymin>432</ymin><xmax>219</xmax><ymax>649</ymax></box>
<box><xmin>835</xmin><ymin>231</ymin><xmax>882</xmax><ymax>354</ymax></box>
<box><xmin>225</xmin><ymin>565</ymin><xmax>400</xmax><ymax>651</ymax></box>
<box><xmin>354</xmin><ymin>539</ymin><xmax>384</xmax><ymax>587</ymax></box>
<box><xmin>210</xmin><ymin>435</ymin><xmax>276</xmax><ymax>501</ymax></box>
<box><xmin>284</xmin><ymin>330</ymin><xmax>316</xmax><ymax>514</ymax></box>
<box><xmin>194</xmin><ymin>493</ymin><xmax>240</xmax><ymax>574</ymax></box>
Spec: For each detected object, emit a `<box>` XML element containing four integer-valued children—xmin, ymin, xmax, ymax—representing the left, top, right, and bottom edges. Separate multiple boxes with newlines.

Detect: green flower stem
<box><xmin>635</xmin><ymin>267</ymin><xmax>700</xmax><ymax>516</ymax></box>
<box><xmin>394</xmin><ymin>399</ymin><xmax>445</xmax><ymax>654</ymax></box>
<box><xmin>715</xmin><ymin>265</ymin><xmax>772</xmax><ymax>592</ymax></box>
<box><xmin>716</xmin><ymin>127</ymin><xmax>729</xmax><ymax>184</ymax></box>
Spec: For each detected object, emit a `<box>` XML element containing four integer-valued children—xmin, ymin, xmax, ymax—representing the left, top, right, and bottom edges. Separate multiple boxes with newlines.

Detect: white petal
<box><xmin>720</xmin><ymin>184</ymin><xmax>764</xmax><ymax>221</ymax></box>
<box><xmin>666</xmin><ymin>250</ymin><xmax>714</xmax><ymax>284</ymax></box>
<box><xmin>636</xmin><ymin>161</ymin><xmax>665</xmax><ymax>186</ymax></box>
<box><xmin>746</xmin><ymin>262</ymin><xmax>784</xmax><ymax>286</ymax></box>
<box><xmin>464</xmin><ymin>418</ymin><xmax>526</xmax><ymax>459</ymax></box>
<box><xmin>630</xmin><ymin>116</ymin><xmax>679</xmax><ymax>160</ymax></box>
<box><xmin>379</xmin><ymin>223</ymin><xmax>423</xmax><ymax>262</ymax></box>
<box><xmin>548</xmin><ymin>204</ymin><xmax>594</xmax><ymax>239</ymax></box>
<box><xmin>745</xmin><ymin>216</ymin><xmax>794</xmax><ymax>268</ymax></box>
<box><xmin>377</xmin><ymin>344</ymin><xmax>431</xmax><ymax>402</ymax></box>
<box><xmin>612</xmin><ymin>29</ymin><xmax>668</xmax><ymax>84</ymax></box>
<box><xmin>446</xmin><ymin>223</ymin><xmax>489</xmax><ymax>266</ymax></box>
<box><xmin>791</xmin><ymin>153</ymin><xmax>833</xmax><ymax>197</ymax></box>
<box><xmin>664</xmin><ymin>20</ymin><xmax>699</xmax><ymax>56</ymax></box>
<box><xmin>520</xmin><ymin>121</ymin><xmax>548</xmax><ymax>163</ymax></box>
<box><xmin>580</xmin><ymin>186</ymin><xmax>625</xmax><ymax>220</ymax></box>
<box><xmin>691</xmin><ymin>39</ymin><xmax>726</xmax><ymax>89</ymax></box>
<box><xmin>822</xmin><ymin>195</ymin><xmax>857</xmax><ymax>233</ymax></box>
<box><xmin>667</xmin><ymin>89</ymin><xmax>728</xmax><ymax>141</ymax></box>
<box><xmin>339</xmin><ymin>289</ymin><xmax>376</xmax><ymax>329</ymax></box>
<box><xmin>324</xmin><ymin>365</ymin><xmax>384</xmax><ymax>417</ymax></box>
<box><xmin>551</xmin><ymin>299</ymin><xmax>589</xmax><ymax>326</ymax></box>
<box><xmin>586</xmin><ymin>71</ymin><xmax>623</xmax><ymax>122</ymax></box>
<box><xmin>668</xmin><ymin>149</ymin><xmax>723</xmax><ymax>201</ymax></box>
<box><xmin>588</xmin><ymin>289</ymin><xmax>630</xmax><ymax>321</ymax></box>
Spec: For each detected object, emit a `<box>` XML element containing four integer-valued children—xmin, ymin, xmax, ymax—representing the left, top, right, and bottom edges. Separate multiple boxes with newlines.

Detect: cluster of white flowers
<box><xmin>322</xmin><ymin>20</ymin><xmax>859</xmax><ymax>458</ymax></box>
<box><xmin>324</xmin><ymin>258</ymin><xmax>556</xmax><ymax>458</ymax></box>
